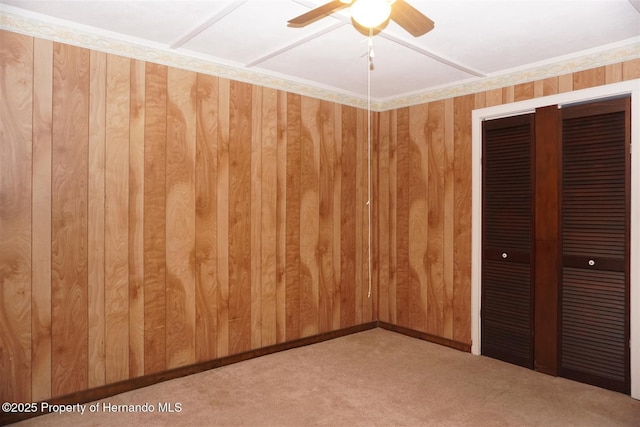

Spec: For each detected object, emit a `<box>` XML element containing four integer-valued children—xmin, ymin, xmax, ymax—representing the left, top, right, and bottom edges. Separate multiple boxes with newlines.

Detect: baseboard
<box><xmin>377</xmin><ymin>321</ymin><xmax>472</xmax><ymax>352</ymax></box>
<box><xmin>0</xmin><ymin>322</ymin><xmax>377</xmax><ymax>426</ymax></box>
<box><xmin>0</xmin><ymin>321</ymin><xmax>471</xmax><ymax>425</ymax></box>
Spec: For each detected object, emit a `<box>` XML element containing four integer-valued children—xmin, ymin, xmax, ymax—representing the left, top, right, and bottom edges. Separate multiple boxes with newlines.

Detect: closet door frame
<box><xmin>470</xmin><ymin>79</ymin><xmax>640</xmax><ymax>400</ymax></box>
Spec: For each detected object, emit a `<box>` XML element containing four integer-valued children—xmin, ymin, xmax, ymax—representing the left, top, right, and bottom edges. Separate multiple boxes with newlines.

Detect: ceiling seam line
<box><xmin>379</xmin><ymin>32</ymin><xmax>486</xmax><ymax>77</ymax></box>
<box><xmin>169</xmin><ymin>0</ymin><xmax>248</xmax><ymax>49</ymax></box>
<box><xmin>245</xmin><ymin>21</ymin><xmax>347</xmax><ymax>68</ymax></box>
<box><xmin>290</xmin><ymin>0</ymin><xmax>484</xmax><ymax>77</ymax></box>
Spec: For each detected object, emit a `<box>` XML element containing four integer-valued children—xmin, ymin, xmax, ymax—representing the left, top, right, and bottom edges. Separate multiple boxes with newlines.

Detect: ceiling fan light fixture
<box><xmin>350</xmin><ymin>0</ymin><xmax>393</xmax><ymax>29</ymax></box>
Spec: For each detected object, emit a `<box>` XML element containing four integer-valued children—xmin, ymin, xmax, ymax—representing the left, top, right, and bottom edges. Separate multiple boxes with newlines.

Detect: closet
<box><xmin>481</xmin><ymin>96</ymin><xmax>631</xmax><ymax>394</ymax></box>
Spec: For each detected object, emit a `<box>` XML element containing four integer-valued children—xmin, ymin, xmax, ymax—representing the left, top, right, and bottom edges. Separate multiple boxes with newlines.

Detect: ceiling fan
<box><xmin>288</xmin><ymin>0</ymin><xmax>435</xmax><ymax>37</ymax></box>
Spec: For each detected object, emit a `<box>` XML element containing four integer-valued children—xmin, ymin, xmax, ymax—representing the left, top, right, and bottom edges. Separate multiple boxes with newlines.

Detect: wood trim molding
<box><xmin>0</xmin><ymin>321</ymin><xmax>476</xmax><ymax>425</ymax></box>
<box><xmin>1</xmin><ymin>6</ymin><xmax>638</xmax><ymax>111</ymax></box>
<box><xmin>533</xmin><ymin>104</ymin><xmax>561</xmax><ymax>377</ymax></box>
<box><xmin>0</xmin><ymin>323</ymin><xmax>377</xmax><ymax>425</ymax></box>
<box><xmin>377</xmin><ymin>321</ymin><xmax>472</xmax><ymax>353</ymax></box>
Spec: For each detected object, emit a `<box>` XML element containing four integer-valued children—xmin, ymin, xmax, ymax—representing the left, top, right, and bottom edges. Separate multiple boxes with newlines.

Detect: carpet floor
<box><xmin>14</xmin><ymin>328</ymin><xmax>640</xmax><ymax>426</ymax></box>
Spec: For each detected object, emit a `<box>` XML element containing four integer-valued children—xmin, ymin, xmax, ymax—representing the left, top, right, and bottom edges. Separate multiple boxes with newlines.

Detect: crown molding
<box><xmin>1</xmin><ymin>5</ymin><xmax>639</xmax><ymax>112</ymax></box>
<box><xmin>0</xmin><ymin>5</ymin><xmax>371</xmax><ymax>109</ymax></box>
<box><xmin>378</xmin><ymin>36</ymin><xmax>640</xmax><ymax>111</ymax></box>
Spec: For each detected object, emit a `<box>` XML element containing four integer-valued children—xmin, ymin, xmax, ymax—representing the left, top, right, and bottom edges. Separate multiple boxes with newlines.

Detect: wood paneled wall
<box><xmin>374</xmin><ymin>59</ymin><xmax>640</xmax><ymax>345</ymax></box>
<box><xmin>1</xmin><ymin>28</ymin><xmax>639</xmax><ymax>404</ymax></box>
<box><xmin>0</xmin><ymin>30</ymin><xmax>373</xmax><ymax>403</ymax></box>
<box><xmin>375</xmin><ymin>98</ymin><xmax>469</xmax><ymax>343</ymax></box>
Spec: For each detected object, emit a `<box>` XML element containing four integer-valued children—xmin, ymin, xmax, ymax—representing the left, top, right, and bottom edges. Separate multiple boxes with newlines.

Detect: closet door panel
<box><xmin>561</xmin><ymin>268</ymin><xmax>627</xmax><ymax>388</ymax></box>
<box><xmin>560</xmin><ymin>97</ymin><xmax>630</xmax><ymax>394</ymax></box>
<box><xmin>481</xmin><ymin>114</ymin><xmax>534</xmax><ymax>369</ymax></box>
<box><xmin>482</xmin><ymin>259</ymin><xmax>532</xmax><ymax>366</ymax></box>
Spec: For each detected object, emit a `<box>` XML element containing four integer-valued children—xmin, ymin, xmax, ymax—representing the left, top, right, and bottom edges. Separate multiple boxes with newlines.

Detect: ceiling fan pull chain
<box><xmin>367</xmin><ymin>26</ymin><xmax>373</xmax><ymax>300</ymax></box>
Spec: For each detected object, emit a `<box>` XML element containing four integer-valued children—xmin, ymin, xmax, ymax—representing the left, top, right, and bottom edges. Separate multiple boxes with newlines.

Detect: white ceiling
<box><xmin>1</xmin><ymin>0</ymin><xmax>639</xmax><ymax>108</ymax></box>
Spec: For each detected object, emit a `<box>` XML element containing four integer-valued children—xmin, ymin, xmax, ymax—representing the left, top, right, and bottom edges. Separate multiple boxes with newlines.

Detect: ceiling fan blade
<box><xmin>288</xmin><ymin>1</ymin><xmax>350</xmax><ymax>27</ymax></box>
<box><xmin>390</xmin><ymin>0</ymin><xmax>435</xmax><ymax>37</ymax></box>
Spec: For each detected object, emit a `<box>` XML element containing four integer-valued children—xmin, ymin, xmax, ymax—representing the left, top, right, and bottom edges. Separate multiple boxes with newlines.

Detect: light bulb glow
<box><xmin>350</xmin><ymin>0</ymin><xmax>392</xmax><ymax>28</ymax></box>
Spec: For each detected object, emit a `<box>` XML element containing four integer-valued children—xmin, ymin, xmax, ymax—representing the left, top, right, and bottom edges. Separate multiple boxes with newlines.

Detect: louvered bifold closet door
<box><xmin>482</xmin><ymin>114</ymin><xmax>534</xmax><ymax>369</ymax></box>
<box><xmin>560</xmin><ymin>97</ymin><xmax>630</xmax><ymax>394</ymax></box>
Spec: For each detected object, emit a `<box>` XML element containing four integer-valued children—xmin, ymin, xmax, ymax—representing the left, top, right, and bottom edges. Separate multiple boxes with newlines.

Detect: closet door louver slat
<box><xmin>481</xmin><ymin>114</ymin><xmax>534</xmax><ymax>369</ymax></box>
<box><xmin>560</xmin><ymin>98</ymin><xmax>630</xmax><ymax>394</ymax></box>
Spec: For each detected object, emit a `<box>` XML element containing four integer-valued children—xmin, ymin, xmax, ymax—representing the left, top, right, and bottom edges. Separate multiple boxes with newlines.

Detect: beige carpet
<box><xmin>15</xmin><ymin>328</ymin><xmax>640</xmax><ymax>426</ymax></box>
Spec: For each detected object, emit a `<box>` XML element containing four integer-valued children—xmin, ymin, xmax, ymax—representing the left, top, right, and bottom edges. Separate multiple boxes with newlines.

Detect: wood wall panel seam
<box><xmin>355</xmin><ymin>108</ymin><xmax>364</xmax><ymax>325</ymax></box>
<box><xmin>332</xmin><ymin>103</ymin><xmax>342</xmax><ymax>331</ymax></box>
<box><xmin>165</xmin><ymin>67</ymin><xmax>197</xmax><ymax>368</ymax></box>
<box><xmin>3</xmin><ymin>28</ymin><xmax>640</xmax><ymax>403</ymax></box>
<box><xmin>261</xmin><ymin>87</ymin><xmax>278</xmax><ymax>346</ymax></box>
<box><xmin>228</xmin><ymin>80</ymin><xmax>252</xmax><ymax>355</ymax></box>
<box><xmin>195</xmin><ymin>73</ymin><xmax>219</xmax><ymax>362</ymax></box>
<box><xmin>370</xmin><ymin>111</ymin><xmax>380</xmax><ymax>322</ymax></box>
<box><xmin>622</xmin><ymin>58</ymin><xmax>640</xmax><ymax>80</ymax></box>
<box><xmin>285</xmin><ymin>92</ymin><xmax>302</xmax><ymax>341</ymax></box>
<box><xmin>51</xmin><ymin>42</ymin><xmax>90</xmax><ymax>396</ymax></box>
<box><xmin>0</xmin><ymin>323</ymin><xmax>378</xmax><ymax>426</ymax></box>
<box><xmin>388</xmin><ymin>110</ymin><xmax>398</xmax><ymax>325</ymax></box>
<box><xmin>299</xmin><ymin>96</ymin><xmax>320</xmax><ymax>338</ymax></box>
<box><xmin>129</xmin><ymin>58</ymin><xmax>146</xmax><ymax>379</ymax></box>
<box><xmin>275</xmin><ymin>90</ymin><xmax>287</xmax><ymax>343</ymax></box>
<box><xmin>395</xmin><ymin>107</ymin><xmax>410</xmax><ymax>328</ymax></box>
<box><xmin>105</xmin><ymin>53</ymin><xmax>131</xmax><ymax>384</ymax></box>
<box><xmin>340</xmin><ymin>106</ymin><xmax>357</xmax><ymax>328</ymax></box>
<box><xmin>452</xmin><ymin>95</ymin><xmax>473</xmax><ymax>345</ymax></box>
<box><xmin>408</xmin><ymin>104</ymin><xmax>429</xmax><ymax>332</ymax></box>
<box><xmin>251</xmin><ymin>85</ymin><xmax>264</xmax><ymax>349</ymax></box>
<box><xmin>376</xmin><ymin>111</ymin><xmax>390</xmax><ymax>323</ymax></box>
<box><xmin>442</xmin><ymin>98</ymin><xmax>455</xmax><ymax>340</ymax></box>
<box><xmin>32</xmin><ymin>36</ymin><xmax>54</xmax><ymax>401</ymax></box>
<box><xmin>216</xmin><ymin>77</ymin><xmax>230</xmax><ymax>359</ymax></box>
<box><xmin>87</xmin><ymin>48</ymin><xmax>106</xmax><ymax>390</ymax></box>
<box><xmin>427</xmin><ymin>100</ymin><xmax>446</xmax><ymax>337</ymax></box>
<box><xmin>317</xmin><ymin>100</ymin><xmax>336</xmax><ymax>334</ymax></box>
<box><xmin>0</xmin><ymin>30</ymin><xmax>34</xmax><ymax>403</ymax></box>
<box><xmin>143</xmin><ymin>62</ymin><xmax>167</xmax><ymax>374</ymax></box>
